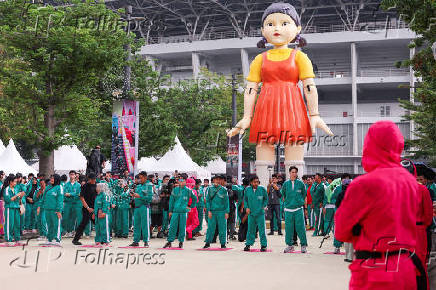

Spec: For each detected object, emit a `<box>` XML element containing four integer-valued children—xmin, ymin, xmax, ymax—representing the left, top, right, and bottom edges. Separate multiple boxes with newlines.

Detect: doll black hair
<box><xmin>257</xmin><ymin>2</ymin><xmax>307</xmax><ymax>48</ymax></box>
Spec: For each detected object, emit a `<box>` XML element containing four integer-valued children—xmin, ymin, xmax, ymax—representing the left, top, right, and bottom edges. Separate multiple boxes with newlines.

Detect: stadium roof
<box><xmin>104</xmin><ymin>0</ymin><xmax>400</xmax><ymax>42</ymax></box>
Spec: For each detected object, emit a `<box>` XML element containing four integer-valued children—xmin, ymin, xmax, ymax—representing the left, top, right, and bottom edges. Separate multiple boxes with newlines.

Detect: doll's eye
<box><xmin>282</xmin><ymin>22</ymin><xmax>289</xmax><ymax>26</ymax></box>
<box><xmin>267</xmin><ymin>22</ymin><xmax>273</xmax><ymax>27</ymax></box>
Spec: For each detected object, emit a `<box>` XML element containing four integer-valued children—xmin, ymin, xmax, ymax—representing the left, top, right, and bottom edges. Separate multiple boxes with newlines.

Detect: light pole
<box><xmin>123</xmin><ymin>5</ymin><xmax>132</xmax><ymax>97</ymax></box>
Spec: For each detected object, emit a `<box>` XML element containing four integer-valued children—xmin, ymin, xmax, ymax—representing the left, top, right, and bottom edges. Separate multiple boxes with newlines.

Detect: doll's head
<box><xmin>258</xmin><ymin>3</ymin><xmax>306</xmax><ymax>49</ymax></box>
<box><xmin>186</xmin><ymin>178</ymin><xmax>195</xmax><ymax>189</ymax></box>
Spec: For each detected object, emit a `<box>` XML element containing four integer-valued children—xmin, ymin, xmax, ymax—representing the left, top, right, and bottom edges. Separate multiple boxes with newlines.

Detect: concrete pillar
<box><xmin>351</xmin><ymin>43</ymin><xmax>358</xmax><ymax>174</ymax></box>
<box><xmin>145</xmin><ymin>55</ymin><xmax>156</xmax><ymax>71</ymax></box>
<box><xmin>409</xmin><ymin>46</ymin><xmax>415</xmax><ymax>140</ymax></box>
<box><xmin>192</xmin><ymin>52</ymin><xmax>201</xmax><ymax>79</ymax></box>
<box><xmin>285</xmin><ymin>160</ymin><xmax>305</xmax><ymax>180</ymax></box>
<box><xmin>240</xmin><ymin>48</ymin><xmax>250</xmax><ymax>80</ymax></box>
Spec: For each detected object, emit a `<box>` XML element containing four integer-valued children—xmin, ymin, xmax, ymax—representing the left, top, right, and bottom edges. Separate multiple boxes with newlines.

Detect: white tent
<box><xmin>204</xmin><ymin>157</ymin><xmax>226</xmax><ymax>174</ymax></box>
<box><xmin>54</xmin><ymin>145</ymin><xmax>87</xmax><ymax>172</ymax></box>
<box><xmin>0</xmin><ymin>139</ymin><xmax>37</xmax><ymax>175</ymax></box>
<box><xmin>0</xmin><ymin>139</ymin><xmax>5</xmax><ymax>156</ymax></box>
<box><xmin>31</xmin><ymin>145</ymin><xmax>87</xmax><ymax>173</ymax></box>
<box><xmin>137</xmin><ymin>157</ymin><xmax>158</xmax><ymax>172</ymax></box>
<box><xmin>154</xmin><ymin>136</ymin><xmax>211</xmax><ymax>179</ymax></box>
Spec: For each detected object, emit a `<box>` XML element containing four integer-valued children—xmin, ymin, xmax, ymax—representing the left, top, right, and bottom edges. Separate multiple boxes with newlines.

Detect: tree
<box><xmin>382</xmin><ymin>0</ymin><xmax>436</xmax><ymax>166</ymax></box>
<box><xmin>0</xmin><ymin>0</ymin><xmax>134</xmax><ymax>174</ymax></box>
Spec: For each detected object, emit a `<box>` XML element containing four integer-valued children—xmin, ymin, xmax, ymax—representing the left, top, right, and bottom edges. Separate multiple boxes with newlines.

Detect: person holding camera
<box><xmin>159</xmin><ymin>175</ymin><xmax>172</xmax><ymax>237</ymax></box>
<box><xmin>267</xmin><ymin>174</ymin><xmax>282</xmax><ymax>236</ymax></box>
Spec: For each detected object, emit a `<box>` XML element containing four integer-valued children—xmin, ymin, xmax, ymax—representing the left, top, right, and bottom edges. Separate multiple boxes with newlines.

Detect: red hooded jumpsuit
<box><xmin>335</xmin><ymin>121</ymin><xmax>422</xmax><ymax>290</ymax></box>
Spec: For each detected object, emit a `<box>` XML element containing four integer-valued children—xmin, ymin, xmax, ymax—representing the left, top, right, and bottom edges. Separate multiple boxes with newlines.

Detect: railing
<box><xmin>358</xmin><ymin>68</ymin><xmax>410</xmax><ymax>77</ymax></box>
<box><xmin>146</xmin><ymin>21</ymin><xmax>409</xmax><ymax>45</ymax></box>
<box><xmin>316</xmin><ymin>70</ymin><xmax>351</xmax><ymax>79</ymax></box>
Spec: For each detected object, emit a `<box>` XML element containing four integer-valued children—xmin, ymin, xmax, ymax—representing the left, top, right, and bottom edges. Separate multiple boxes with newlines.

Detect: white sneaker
<box><xmin>37</xmin><ymin>236</ymin><xmax>46</xmax><ymax>241</ymax></box>
<box><xmin>334</xmin><ymin>247</ymin><xmax>341</xmax><ymax>254</ymax></box>
<box><xmin>301</xmin><ymin>246</ymin><xmax>307</xmax><ymax>253</ymax></box>
<box><xmin>6</xmin><ymin>242</ymin><xmax>15</xmax><ymax>247</ymax></box>
<box><xmin>284</xmin><ymin>246</ymin><xmax>294</xmax><ymax>253</ymax></box>
<box><xmin>51</xmin><ymin>242</ymin><xmax>61</xmax><ymax>247</ymax></box>
<box><xmin>32</xmin><ymin>229</ymin><xmax>38</xmax><ymax>234</ymax></box>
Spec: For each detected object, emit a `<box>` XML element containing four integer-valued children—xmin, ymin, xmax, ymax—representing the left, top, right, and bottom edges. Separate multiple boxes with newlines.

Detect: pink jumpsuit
<box><xmin>185</xmin><ymin>178</ymin><xmax>199</xmax><ymax>239</ymax></box>
<box><xmin>335</xmin><ymin>121</ymin><xmax>421</xmax><ymax>290</ymax></box>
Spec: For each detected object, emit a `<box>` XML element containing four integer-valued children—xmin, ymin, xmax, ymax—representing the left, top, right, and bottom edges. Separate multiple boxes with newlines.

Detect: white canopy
<box><xmin>0</xmin><ymin>139</ymin><xmax>5</xmax><ymax>156</ymax></box>
<box><xmin>0</xmin><ymin>139</ymin><xmax>37</xmax><ymax>175</ymax></box>
<box><xmin>54</xmin><ymin>145</ymin><xmax>87</xmax><ymax>172</ymax></box>
<box><xmin>204</xmin><ymin>157</ymin><xmax>226</xmax><ymax>174</ymax></box>
<box><xmin>154</xmin><ymin>136</ymin><xmax>211</xmax><ymax>179</ymax></box>
<box><xmin>137</xmin><ymin>156</ymin><xmax>158</xmax><ymax>172</ymax></box>
<box><xmin>31</xmin><ymin>145</ymin><xmax>87</xmax><ymax>173</ymax></box>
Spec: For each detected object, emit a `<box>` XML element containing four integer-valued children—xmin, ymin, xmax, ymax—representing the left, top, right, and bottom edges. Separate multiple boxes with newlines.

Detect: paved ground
<box><xmin>0</xmin><ymin>230</ymin><xmax>350</xmax><ymax>290</ymax></box>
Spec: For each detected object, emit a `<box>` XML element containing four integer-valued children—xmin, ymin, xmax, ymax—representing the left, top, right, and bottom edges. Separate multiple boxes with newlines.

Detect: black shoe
<box><xmin>144</xmin><ymin>242</ymin><xmax>149</xmax><ymax>248</ymax></box>
<box><xmin>230</xmin><ymin>236</ymin><xmax>237</xmax><ymax>240</ymax></box>
<box><xmin>292</xmin><ymin>241</ymin><xmax>298</xmax><ymax>246</ymax></box>
<box><xmin>178</xmin><ymin>242</ymin><xmax>183</xmax><ymax>248</ymax></box>
<box><xmin>72</xmin><ymin>240</ymin><xmax>82</xmax><ymax>246</ymax></box>
<box><xmin>267</xmin><ymin>232</ymin><xmax>274</xmax><ymax>236</ymax></box>
<box><xmin>203</xmin><ymin>243</ymin><xmax>210</xmax><ymax>249</ymax></box>
<box><xmin>129</xmin><ymin>242</ymin><xmax>139</xmax><ymax>247</ymax></box>
<box><xmin>278</xmin><ymin>232</ymin><xmax>283</xmax><ymax>236</ymax></box>
<box><xmin>244</xmin><ymin>245</ymin><xmax>250</xmax><ymax>252</ymax></box>
<box><xmin>211</xmin><ymin>240</ymin><xmax>217</xmax><ymax>244</ymax></box>
<box><xmin>157</xmin><ymin>231</ymin><xmax>164</xmax><ymax>239</ymax></box>
<box><xmin>163</xmin><ymin>242</ymin><xmax>172</xmax><ymax>248</ymax></box>
<box><xmin>260</xmin><ymin>246</ymin><xmax>267</xmax><ymax>252</ymax></box>
<box><xmin>186</xmin><ymin>237</ymin><xmax>195</xmax><ymax>241</ymax></box>
<box><xmin>221</xmin><ymin>244</ymin><xmax>226</xmax><ymax>249</ymax></box>
<box><xmin>344</xmin><ymin>259</ymin><xmax>352</xmax><ymax>263</ymax></box>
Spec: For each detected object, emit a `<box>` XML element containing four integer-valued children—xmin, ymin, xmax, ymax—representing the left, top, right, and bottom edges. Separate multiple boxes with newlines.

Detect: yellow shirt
<box><xmin>246</xmin><ymin>48</ymin><xmax>315</xmax><ymax>83</ymax></box>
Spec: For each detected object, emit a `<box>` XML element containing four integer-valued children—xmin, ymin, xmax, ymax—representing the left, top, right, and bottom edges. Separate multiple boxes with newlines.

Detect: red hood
<box><xmin>361</xmin><ymin>121</ymin><xmax>404</xmax><ymax>172</ymax></box>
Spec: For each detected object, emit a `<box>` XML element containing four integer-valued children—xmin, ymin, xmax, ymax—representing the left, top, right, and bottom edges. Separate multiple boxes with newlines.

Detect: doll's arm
<box><xmin>227</xmin><ymin>81</ymin><xmax>259</xmax><ymax>137</ymax></box>
<box><xmin>303</xmin><ymin>78</ymin><xmax>333</xmax><ymax>136</ymax></box>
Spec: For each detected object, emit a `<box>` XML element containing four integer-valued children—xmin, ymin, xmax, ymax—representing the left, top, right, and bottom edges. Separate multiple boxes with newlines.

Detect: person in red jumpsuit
<box><xmin>185</xmin><ymin>178</ymin><xmax>199</xmax><ymax>241</ymax></box>
<box><xmin>335</xmin><ymin>121</ymin><xmax>427</xmax><ymax>290</ymax></box>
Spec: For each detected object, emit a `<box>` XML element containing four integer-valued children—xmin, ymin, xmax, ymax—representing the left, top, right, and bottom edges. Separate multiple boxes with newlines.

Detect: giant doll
<box><xmin>228</xmin><ymin>3</ymin><xmax>333</xmax><ymax>184</ymax></box>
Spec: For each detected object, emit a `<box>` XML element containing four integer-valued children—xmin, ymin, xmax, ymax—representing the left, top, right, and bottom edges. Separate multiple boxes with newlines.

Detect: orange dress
<box><xmin>248</xmin><ymin>49</ymin><xmax>312</xmax><ymax>145</ymax></box>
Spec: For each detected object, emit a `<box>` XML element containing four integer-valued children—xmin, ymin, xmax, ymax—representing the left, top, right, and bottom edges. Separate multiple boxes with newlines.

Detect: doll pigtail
<box><xmin>295</xmin><ymin>34</ymin><xmax>307</xmax><ymax>48</ymax></box>
<box><xmin>257</xmin><ymin>37</ymin><xmax>267</xmax><ymax>48</ymax></box>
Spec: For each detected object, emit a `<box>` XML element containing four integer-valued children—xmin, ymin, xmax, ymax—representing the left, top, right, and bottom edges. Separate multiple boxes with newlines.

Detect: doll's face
<box><xmin>261</xmin><ymin>13</ymin><xmax>301</xmax><ymax>47</ymax></box>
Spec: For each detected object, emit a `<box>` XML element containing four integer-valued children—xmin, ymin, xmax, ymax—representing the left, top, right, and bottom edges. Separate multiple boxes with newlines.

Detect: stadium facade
<box><xmin>111</xmin><ymin>0</ymin><xmax>416</xmax><ymax>175</ymax></box>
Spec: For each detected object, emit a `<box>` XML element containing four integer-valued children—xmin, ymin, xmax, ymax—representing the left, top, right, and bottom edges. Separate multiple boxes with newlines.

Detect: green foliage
<box><xmin>382</xmin><ymin>0</ymin><xmax>436</xmax><ymax>166</ymax></box>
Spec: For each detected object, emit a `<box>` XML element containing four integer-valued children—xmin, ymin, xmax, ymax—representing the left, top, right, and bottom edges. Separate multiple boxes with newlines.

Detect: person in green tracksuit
<box><xmin>24</xmin><ymin>175</ymin><xmax>38</xmax><ymax>231</ymax></box>
<box><xmin>163</xmin><ymin>176</ymin><xmax>197</xmax><ymax>249</ymax></box>
<box><xmin>310</xmin><ymin>173</ymin><xmax>325</xmax><ymax>236</ymax></box>
<box><xmin>117</xmin><ymin>182</ymin><xmax>131</xmax><ymax>238</ymax></box>
<box><xmin>323</xmin><ymin>177</ymin><xmax>342</xmax><ymax>237</ymax></box>
<box><xmin>62</xmin><ymin>171</ymin><xmax>82</xmax><ymax>236</ymax></box>
<box><xmin>281</xmin><ymin>166</ymin><xmax>308</xmax><ymax>253</ymax></box>
<box><xmin>243</xmin><ymin>175</ymin><xmax>268</xmax><ymax>252</ymax></box>
<box><xmin>160</xmin><ymin>175</ymin><xmax>171</xmax><ymax>234</ymax></box>
<box><xmin>193</xmin><ymin>179</ymin><xmax>208</xmax><ymax>236</ymax></box>
<box><xmin>39</xmin><ymin>175</ymin><xmax>64</xmax><ymax>245</ymax></box>
<box><xmin>14</xmin><ymin>173</ymin><xmax>26</xmax><ymax>233</ymax></box>
<box><xmin>34</xmin><ymin>179</ymin><xmax>48</xmax><ymax>238</ymax></box>
<box><xmin>129</xmin><ymin>172</ymin><xmax>153</xmax><ymax>247</ymax></box>
<box><xmin>203</xmin><ymin>175</ymin><xmax>229</xmax><ymax>249</ymax></box>
<box><xmin>4</xmin><ymin>175</ymin><xmax>25</xmax><ymax>244</ymax></box>
<box><xmin>94</xmin><ymin>183</ymin><xmax>111</xmax><ymax>245</ymax></box>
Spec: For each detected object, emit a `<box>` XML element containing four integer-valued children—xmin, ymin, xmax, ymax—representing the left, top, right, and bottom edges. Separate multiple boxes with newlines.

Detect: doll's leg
<box><xmin>255</xmin><ymin>143</ymin><xmax>275</xmax><ymax>187</ymax></box>
<box><xmin>284</xmin><ymin>145</ymin><xmax>305</xmax><ymax>179</ymax></box>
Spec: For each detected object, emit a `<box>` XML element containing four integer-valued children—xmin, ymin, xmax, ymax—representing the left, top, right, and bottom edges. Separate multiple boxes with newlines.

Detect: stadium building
<box><xmin>108</xmin><ymin>0</ymin><xmax>416</xmax><ymax>175</ymax></box>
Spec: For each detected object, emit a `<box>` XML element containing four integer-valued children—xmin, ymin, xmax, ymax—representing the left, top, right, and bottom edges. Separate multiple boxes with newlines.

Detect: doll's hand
<box><xmin>227</xmin><ymin>117</ymin><xmax>251</xmax><ymax>137</ymax></box>
<box><xmin>309</xmin><ymin>115</ymin><xmax>333</xmax><ymax>136</ymax></box>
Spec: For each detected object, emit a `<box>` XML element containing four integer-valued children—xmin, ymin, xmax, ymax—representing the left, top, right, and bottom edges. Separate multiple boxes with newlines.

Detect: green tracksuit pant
<box><xmin>307</xmin><ymin>205</ymin><xmax>314</xmax><ymax>228</ymax></box>
<box><xmin>246</xmin><ymin>214</ymin><xmax>267</xmax><ymax>247</ymax></box>
<box><xmin>162</xmin><ymin>210</ymin><xmax>169</xmax><ymax>232</ymax></box>
<box><xmin>133</xmin><ymin>206</ymin><xmax>150</xmax><ymax>243</ymax></box>
<box><xmin>62</xmin><ymin>202</ymin><xmax>82</xmax><ymax>233</ymax></box>
<box><xmin>36</xmin><ymin>209</ymin><xmax>47</xmax><ymax>237</ymax></box>
<box><xmin>313</xmin><ymin>207</ymin><xmax>323</xmax><ymax>236</ymax></box>
<box><xmin>5</xmin><ymin>208</ymin><xmax>21</xmax><ymax>242</ymax></box>
<box><xmin>24</xmin><ymin>203</ymin><xmax>36</xmax><ymax>230</ymax></box>
<box><xmin>284</xmin><ymin>208</ymin><xmax>307</xmax><ymax>246</ymax></box>
<box><xmin>95</xmin><ymin>214</ymin><xmax>111</xmax><ymax>243</ymax></box>
<box><xmin>116</xmin><ymin>208</ymin><xmax>129</xmax><ymax>237</ymax></box>
<box><xmin>45</xmin><ymin>210</ymin><xmax>62</xmax><ymax>242</ymax></box>
<box><xmin>205</xmin><ymin>211</ymin><xmax>227</xmax><ymax>245</ymax></box>
<box><xmin>193</xmin><ymin>206</ymin><xmax>204</xmax><ymax>234</ymax></box>
<box><xmin>167</xmin><ymin>212</ymin><xmax>187</xmax><ymax>243</ymax></box>
<box><xmin>323</xmin><ymin>207</ymin><xmax>335</xmax><ymax>236</ymax></box>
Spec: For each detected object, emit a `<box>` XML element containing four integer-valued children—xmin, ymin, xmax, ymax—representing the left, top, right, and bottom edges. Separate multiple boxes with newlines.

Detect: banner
<box><xmin>111</xmin><ymin>100</ymin><xmax>139</xmax><ymax>176</ymax></box>
<box><xmin>226</xmin><ymin>135</ymin><xmax>239</xmax><ymax>180</ymax></box>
